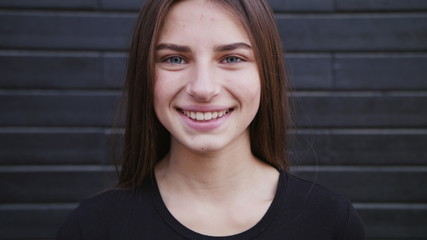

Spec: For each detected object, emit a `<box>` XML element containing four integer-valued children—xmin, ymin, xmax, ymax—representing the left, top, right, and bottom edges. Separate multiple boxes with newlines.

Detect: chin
<box><xmin>187</xmin><ymin>142</ymin><xmax>225</xmax><ymax>153</ymax></box>
<box><xmin>174</xmin><ymin>137</ymin><xmax>228</xmax><ymax>154</ymax></box>
<box><xmin>170</xmin><ymin>130</ymin><xmax>250</xmax><ymax>155</ymax></box>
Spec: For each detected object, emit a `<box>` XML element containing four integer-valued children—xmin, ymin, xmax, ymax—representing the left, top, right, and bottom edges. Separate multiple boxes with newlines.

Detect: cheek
<box><xmin>153</xmin><ymin>71</ymin><xmax>174</xmax><ymax>106</ymax></box>
<box><xmin>153</xmin><ymin>72</ymin><xmax>170</xmax><ymax>117</ymax></box>
<box><xmin>153</xmin><ymin>82</ymin><xmax>164</xmax><ymax>103</ymax></box>
<box><xmin>250</xmin><ymin>69</ymin><xmax>262</xmax><ymax>101</ymax></box>
<box><xmin>153</xmin><ymin>70</ymin><xmax>187</xmax><ymax>120</ymax></box>
<box><xmin>249</xmin><ymin>85</ymin><xmax>261</xmax><ymax>116</ymax></box>
<box><xmin>153</xmin><ymin>69</ymin><xmax>165</xmax><ymax>99</ymax></box>
<box><xmin>250</xmin><ymin>77</ymin><xmax>261</xmax><ymax>99</ymax></box>
<box><xmin>235</xmin><ymin>71</ymin><xmax>261</xmax><ymax>105</ymax></box>
<box><xmin>154</xmin><ymin>69</ymin><xmax>186</xmax><ymax>96</ymax></box>
<box><xmin>244</xmin><ymin>72</ymin><xmax>261</xmax><ymax>118</ymax></box>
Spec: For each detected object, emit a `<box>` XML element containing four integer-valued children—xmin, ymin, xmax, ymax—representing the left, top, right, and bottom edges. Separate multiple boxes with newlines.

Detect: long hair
<box><xmin>117</xmin><ymin>0</ymin><xmax>289</xmax><ymax>189</ymax></box>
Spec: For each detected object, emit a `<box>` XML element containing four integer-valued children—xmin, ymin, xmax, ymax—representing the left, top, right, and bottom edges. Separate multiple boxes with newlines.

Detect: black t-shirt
<box><xmin>56</xmin><ymin>171</ymin><xmax>365</xmax><ymax>240</ymax></box>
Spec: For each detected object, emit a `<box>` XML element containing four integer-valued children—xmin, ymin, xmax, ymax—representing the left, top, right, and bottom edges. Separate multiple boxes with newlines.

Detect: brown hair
<box><xmin>117</xmin><ymin>0</ymin><xmax>289</xmax><ymax>189</ymax></box>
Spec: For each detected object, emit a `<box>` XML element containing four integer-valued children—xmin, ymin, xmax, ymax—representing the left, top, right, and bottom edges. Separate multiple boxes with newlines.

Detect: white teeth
<box><xmin>204</xmin><ymin>112</ymin><xmax>212</xmax><ymax>121</ymax></box>
<box><xmin>196</xmin><ymin>112</ymin><xmax>204</xmax><ymax>121</ymax></box>
<box><xmin>183</xmin><ymin>110</ymin><xmax>229</xmax><ymax>121</ymax></box>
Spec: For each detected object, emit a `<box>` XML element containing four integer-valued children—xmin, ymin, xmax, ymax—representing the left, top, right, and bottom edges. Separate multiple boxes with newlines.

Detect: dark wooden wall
<box><xmin>1</xmin><ymin>0</ymin><xmax>426</xmax><ymax>239</ymax></box>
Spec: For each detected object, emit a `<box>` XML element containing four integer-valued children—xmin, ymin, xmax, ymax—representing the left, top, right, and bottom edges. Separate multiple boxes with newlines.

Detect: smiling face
<box><xmin>154</xmin><ymin>0</ymin><xmax>261</xmax><ymax>154</ymax></box>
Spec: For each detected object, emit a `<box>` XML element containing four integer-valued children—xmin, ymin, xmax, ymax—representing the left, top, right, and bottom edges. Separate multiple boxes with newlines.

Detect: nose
<box><xmin>186</xmin><ymin>63</ymin><xmax>220</xmax><ymax>102</ymax></box>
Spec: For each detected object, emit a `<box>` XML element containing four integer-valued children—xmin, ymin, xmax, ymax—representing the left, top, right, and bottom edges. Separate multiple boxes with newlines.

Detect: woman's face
<box><xmin>154</xmin><ymin>0</ymin><xmax>261</xmax><ymax>153</ymax></box>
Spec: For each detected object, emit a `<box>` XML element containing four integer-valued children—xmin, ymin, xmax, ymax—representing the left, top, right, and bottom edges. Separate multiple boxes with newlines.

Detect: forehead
<box><xmin>158</xmin><ymin>0</ymin><xmax>250</xmax><ymax>44</ymax></box>
<box><xmin>167</xmin><ymin>0</ymin><xmax>234</xmax><ymax>18</ymax></box>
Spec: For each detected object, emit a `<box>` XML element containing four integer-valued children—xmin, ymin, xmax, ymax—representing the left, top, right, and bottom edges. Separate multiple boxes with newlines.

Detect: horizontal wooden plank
<box><xmin>100</xmin><ymin>0</ymin><xmax>145</xmax><ymax>10</ymax></box>
<box><xmin>0</xmin><ymin>0</ymin><xmax>96</xmax><ymax>9</ymax></box>
<box><xmin>287</xmin><ymin>54</ymin><xmax>333</xmax><ymax>89</ymax></box>
<box><xmin>0</xmin><ymin>131</ymin><xmax>113</xmax><ymax>165</ymax></box>
<box><xmin>1</xmin><ymin>93</ymin><xmax>425</xmax><ymax>128</ymax></box>
<box><xmin>0</xmin><ymin>54</ymin><xmax>126</xmax><ymax>89</ymax></box>
<box><xmin>336</xmin><ymin>0</ymin><xmax>427</xmax><ymax>11</ymax></box>
<box><xmin>294</xmin><ymin>94</ymin><xmax>427</xmax><ymax>128</ymax></box>
<box><xmin>334</xmin><ymin>54</ymin><xmax>427</xmax><ymax>90</ymax></box>
<box><xmin>0</xmin><ymin>0</ymin><xmax>144</xmax><ymax>12</ymax></box>
<box><xmin>0</xmin><ymin>12</ymin><xmax>135</xmax><ymax>50</ymax></box>
<box><xmin>1</xmin><ymin>167</ymin><xmax>426</xmax><ymax>203</ymax></box>
<box><xmin>268</xmin><ymin>0</ymin><xmax>334</xmax><ymax>12</ymax></box>
<box><xmin>358</xmin><ymin>205</ymin><xmax>427</xmax><ymax>239</ymax></box>
<box><xmin>0</xmin><ymin>168</ymin><xmax>116</xmax><ymax>203</ymax></box>
<box><xmin>292</xmin><ymin>167</ymin><xmax>427</xmax><ymax>202</ymax></box>
<box><xmin>0</xmin><ymin>93</ymin><xmax>120</xmax><ymax>127</ymax></box>
<box><xmin>104</xmin><ymin>55</ymin><xmax>127</xmax><ymax>88</ymax></box>
<box><xmin>2</xmin><ymin>13</ymin><xmax>426</xmax><ymax>51</ymax></box>
<box><xmin>278</xmin><ymin>15</ymin><xmax>427</xmax><ymax>51</ymax></box>
<box><xmin>291</xmin><ymin>130</ymin><xmax>427</xmax><ymax>165</ymax></box>
<box><xmin>0</xmin><ymin>204</ymin><xmax>73</xmax><ymax>240</ymax></box>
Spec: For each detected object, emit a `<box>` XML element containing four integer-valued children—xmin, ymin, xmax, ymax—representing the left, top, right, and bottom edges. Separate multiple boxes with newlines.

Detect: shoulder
<box><xmin>279</xmin><ymin>172</ymin><xmax>365</xmax><ymax>239</ymax></box>
<box><xmin>56</xmin><ymin>188</ymin><xmax>152</xmax><ymax>240</ymax></box>
<box><xmin>286</xmin><ymin>173</ymin><xmax>350</xmax><ymax>211</ymax></box>
<box><xmin>77</xmin><ymin>188</ymin><xmax>140</xmax><ymax>213</ymax></box>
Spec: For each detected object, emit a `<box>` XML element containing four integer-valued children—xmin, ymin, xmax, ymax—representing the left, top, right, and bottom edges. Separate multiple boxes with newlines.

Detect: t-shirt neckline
<box><xmin>148</xmin><ymin>170</ymin><xmax>286</xmax><ymax>240</ymax></box>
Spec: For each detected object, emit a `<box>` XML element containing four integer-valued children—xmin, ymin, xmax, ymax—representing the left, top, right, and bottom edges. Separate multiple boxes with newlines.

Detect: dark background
<box><xmin>1</xmin><ymin>0</ymin><xmax>427</xmax><ymax>239</ymax></box>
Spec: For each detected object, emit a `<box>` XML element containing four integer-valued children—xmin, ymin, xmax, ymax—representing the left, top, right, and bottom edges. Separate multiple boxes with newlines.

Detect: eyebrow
<box><xmin>215</xmin><ymin>42</ymin><xmax>252</xmax><ymax>52</ymax></box>
<box><xmin>156</xmin><ymin>43</ymin><xmax>191</xmax><ymax>52</ymax></box>
<box><xmin>156</xmin><ymin>42</ymin><xmax>252</xmax><ymax>53</ymax></box>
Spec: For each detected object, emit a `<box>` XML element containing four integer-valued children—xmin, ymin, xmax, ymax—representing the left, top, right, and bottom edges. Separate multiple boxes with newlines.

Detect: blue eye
<box><xmin>167</xmin><ymin>56</ymin><xmax>185</xmax><ymax>64</ymax></box>
<box><xmin>224</xmin><ymin>56</ymin><xmax>242</xmax><ymax>64</ymax></box>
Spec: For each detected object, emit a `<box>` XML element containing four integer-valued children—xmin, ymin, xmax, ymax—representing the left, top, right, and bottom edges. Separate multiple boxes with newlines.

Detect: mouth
<box><xmin>177</xmin><ymin>108</ymin><xmax>233</xmax><ymax>121</ymax></box>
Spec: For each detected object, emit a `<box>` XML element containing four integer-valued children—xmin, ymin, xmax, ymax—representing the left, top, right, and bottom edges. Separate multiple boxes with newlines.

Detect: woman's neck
<box><xmin>155</xmin><ymin>137</ymin><xmax>278</xmax><ymax>201</ymax></box>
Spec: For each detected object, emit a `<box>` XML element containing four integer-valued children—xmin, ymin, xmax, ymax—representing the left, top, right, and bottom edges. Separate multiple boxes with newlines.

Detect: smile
<box><xmin>178</xmin><ymin>108</ymin><xmax>233</xmax><ymax>121</ymax></box>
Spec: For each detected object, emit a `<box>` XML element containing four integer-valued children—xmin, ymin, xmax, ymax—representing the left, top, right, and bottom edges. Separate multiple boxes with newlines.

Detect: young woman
<box><xmin>57</xmin><ymin>0</ymin><xmax>365</xmax><ymax>239</ymax></box>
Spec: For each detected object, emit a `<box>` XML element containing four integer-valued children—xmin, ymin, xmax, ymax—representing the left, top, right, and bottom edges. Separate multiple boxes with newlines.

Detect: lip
<box><xmin>176</xmin><ymin>106</ymin><xmax>234</xmax><ymax>131</ymax></box>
